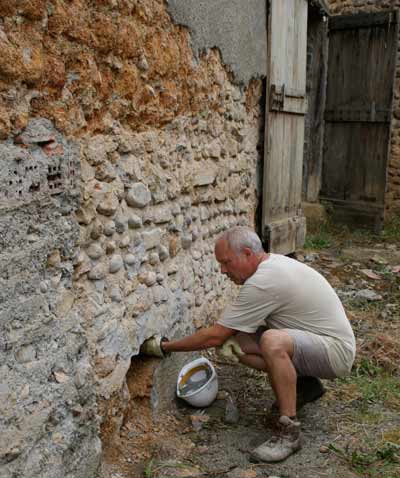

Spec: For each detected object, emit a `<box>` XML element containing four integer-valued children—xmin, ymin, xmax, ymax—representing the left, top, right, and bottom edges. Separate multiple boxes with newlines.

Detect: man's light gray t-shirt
<box><xmin>218</xmin><ymin>254</ymin><xmax>356</xmax><ymax>376</ymax></box>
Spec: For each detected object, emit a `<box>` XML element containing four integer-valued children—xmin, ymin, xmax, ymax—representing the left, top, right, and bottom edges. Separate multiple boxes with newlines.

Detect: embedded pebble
<box><xmin>181</xmin><ymin>233</ymin><xmax>193</xmax><ymax>249</ymax></box>
<box><xmin>51</xmin><ymin>273</ymin><xmax>62</xmax><ymax>288</ymax></box>
<box><xmin>104</xmin><ymin>221</ymin><xmax>116</xmax><ymax>236</ymax></box>
<box><xmin>96</xmin><ymin>193</ymin><xmax>118</xmax><ymax>216</ymax></box>
<box><xmin>158</xmin><ymin>244</ymin><xmax>169</xmax><ymax>261</ymax></box>
<box><xmin>171</xmin><ymin>203</ymin><xmax>181</xmax><ymax>215</ymax></box>
<box><xmin>15</xmin><ymin>345</ymin><xmax>36</xmax><ymax>364</ymax></box>
<box><xmin>115</xmin><ymin>216</ymin><xmax>127</xmax><ymax>233</ymax></box>
<box><xmin>88</xmin><ymin>264</ymin><xmax>107</xmax><ymax>280</ymax></box>
<box><xmin>90</xmin><ymin>219</ymin><xmax>103</xmax><ymax>239</ymax></box>
<box><xmin>119</xmin><ymin>234</ymin><xmax>131</xmax><ymax>248</ymax></box>
<box><xmin>105</xmin><ymin>241</ymin><xmax>117</xmax><ymax>254</ymax></box>
<box><xmin>73</xmin><ymin>252</ymin><xmax>86</xmax><ymax>266</ymax></box>
<box><xmin>149</xmin><ymin>252</ymin><xmax>159</xmax><ymax>265</ymax></box>
<box><xmin>156</xmin><ymin>273</ymin><xmax>164</xmax><ymax>283</ymax></box>
<box><xmin>109</xmin><ymin>255</ymin><xmax>123</xmax><ymax>273</ymax></box>
<box><xmin>319</xmin><ymin>445</ymin><xmax>330</xmax><ymax>453</ymax></box>
<box><xmin>126</xmin><ymin>183</ymin><xmax>151</xmax><ymax>208</ymax></box>
<box><xmin>87</xmin><ymin>244</ymin><xmax>103</xmax><ymax>260</ymax></box>
<box><xmin>110</xmin><ymin>287</ymin><xmax>122</xmax><ymax>302</ymax></box>
<box><xmin>20</xmin><ymin>384</ymin><xmax>30</xmax><ymax>400</ymax></box>
<box><xmin>54</xmin><ymin>371</ymin><xmax>69</xmax><ymax>383</ymax></box>
<box><xmin>138</xmin><ymin>271</ymin><xmax>157</xmax><ymax>286</ymax></box>
<box><xmin>192</xmin><ymin>226</ymin><xmax>201</xmax><ymax>241</ymax></box>
<box><xmin>124</xmin><ymin>254</ymin><xmax>136</xmax><ymax>266</ymax></box>
<box><xmin>142</xmin><ymin>229</ymin><xmax>161</xmax><ymax>250</ymax></box>
<box><xmin>141</xmin><ymin>254</ymin><xmax>149</xmax><ymax>264</ymax></box>
<box><xmin>128</xmin><ymin>214</ymin><xmax>142</xmax><ymax>229</ymax></box>
<box><xmin>137</xmin><ymin>54</ymin><xmax>149</xmax><ymax>71</ymax></box>
<box><xmin>47</xmin><ymin>250</ymin><xmax>61</xmax><ymax>267</ymax></box>
<box><xmin>192</xmin><ymin>250</ymin><xmax>202</xmax><ymax>260</ymax></box>
<box><xmin>40</xmin><ymin>281</ymin><xmax>48</xmax><ymax>293</ymax></box>
<box><xmin>132</xmin><ymin>232</ymin><xmax>142</xmax><ymax>247</ymax></box>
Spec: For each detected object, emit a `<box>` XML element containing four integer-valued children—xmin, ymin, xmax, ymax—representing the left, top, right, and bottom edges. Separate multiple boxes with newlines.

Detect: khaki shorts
<box><xmin>256</xmin><ymin>327</ymin><xmax>337</xmax><ymax>379</ymax></box>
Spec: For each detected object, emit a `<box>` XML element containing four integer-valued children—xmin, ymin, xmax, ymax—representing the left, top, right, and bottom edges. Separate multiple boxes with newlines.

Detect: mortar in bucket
<box><xmin>176</xmin><ymin>357</ymin><xmax>218</xmax><ymax>407</ymax></box>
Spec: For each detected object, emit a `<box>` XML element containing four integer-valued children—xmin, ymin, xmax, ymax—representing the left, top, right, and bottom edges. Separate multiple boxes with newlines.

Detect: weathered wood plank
<box><xmin>322</xmin><ymin>122</ymin><xmax>390</xmax><ymax>204</ymax></box>
<box><xmin>267</xmin><ymin>216</ymin><xmax>306</xmax><ymax>255</ymax></box>
<box><xmin>322</xmin><ymin>10</ymin><xmax>398</xmax><ymax>231</ymax></box>
<box><xmin>325</xmin><ymin>109</ymin><xmax>390</xmax><ymax>123</ymax></box>
<box><xmin>303</xmin><ymin>12</ymin><xmax>328</xmax><ymax>203</ymax></box>
<box><xmin>326</xmin><ymin>26</ymin><xmax>395</xmax><ymax>113</ymax></box>
<box><xmin>329</xmin><ymin>10</ymin><xmax>398</xmax><ymax>31</ymax></box>
<box><xmin>262</xmin><ymin>0</ymin><xmax>308</xmax><ymax>253</ymax></box>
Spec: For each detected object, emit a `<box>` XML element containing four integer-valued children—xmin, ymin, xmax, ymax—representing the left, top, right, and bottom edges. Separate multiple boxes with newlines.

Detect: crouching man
<box><xmin>142</xmin><ymin>226</ymin><xmax>355</xmax><ymax>462</ymax></box>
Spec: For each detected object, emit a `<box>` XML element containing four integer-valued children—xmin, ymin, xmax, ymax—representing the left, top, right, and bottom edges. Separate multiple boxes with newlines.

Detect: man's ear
<box><xmin>242</xmin><ymin>247</ymin><xmax>253</xmax><ymax>257</ymax></box>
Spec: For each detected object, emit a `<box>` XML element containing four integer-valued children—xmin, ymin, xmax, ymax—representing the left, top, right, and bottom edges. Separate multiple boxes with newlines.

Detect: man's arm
<box><xmin>161</xmin><ymin>323</ymin><xmax>235</xmax><ymax>353</ymax></box>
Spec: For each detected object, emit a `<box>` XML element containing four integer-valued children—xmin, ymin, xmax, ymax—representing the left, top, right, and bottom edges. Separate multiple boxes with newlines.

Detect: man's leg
<box><xmin>235</xmin><ymin>330</ymin><xmax>297</xmax><ymax>417</ymax></box>
<box><xmin>236</xmin><ymin>330</ymin><xmax>301</xmax><ymax>463</ymax></box>
<box><xmin>258</xmin><ymin>329</ymin><xmax>296</xmax><ymax>418</ymax></box>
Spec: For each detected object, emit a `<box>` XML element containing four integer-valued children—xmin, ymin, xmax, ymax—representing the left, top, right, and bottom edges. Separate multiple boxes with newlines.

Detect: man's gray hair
<box><xmin>218</xmin><ymin>226</ymin><xmax>264</xmax><ymax>254</ymax></box>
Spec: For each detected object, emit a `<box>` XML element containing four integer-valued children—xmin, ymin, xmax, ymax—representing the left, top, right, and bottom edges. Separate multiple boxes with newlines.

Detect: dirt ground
<box><xmin>101</xmin><ymin>222</ymin><xmax>400</xmax><ymax>478</ymax></box>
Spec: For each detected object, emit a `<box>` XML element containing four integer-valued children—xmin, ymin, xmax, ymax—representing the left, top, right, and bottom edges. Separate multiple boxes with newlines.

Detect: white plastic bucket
<box><xmin>176</xmin><ymin>357</ymin><xmax>218</xmax><ymax>407</ymax></box>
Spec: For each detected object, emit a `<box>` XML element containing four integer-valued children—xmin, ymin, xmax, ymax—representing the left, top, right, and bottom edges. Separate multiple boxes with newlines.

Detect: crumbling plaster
<box><xmin>166</xmin><ymin>0</ymin><xmax>267</xmax><ymax>85</ymax></box>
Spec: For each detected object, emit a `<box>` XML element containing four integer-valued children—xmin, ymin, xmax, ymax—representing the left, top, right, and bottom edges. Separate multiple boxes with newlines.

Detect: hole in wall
<box><xmin>29</xmin><ymin>183</ymin><xmax>40</xmax><ymax>193</ymax></box>
<box><xmin>99</xmin><ymin>354</ymin><xmax>185</xmax><ymax>476</ymax></box>
<box><xmin>100</xmin><ymin>355</ymin><xmax>157</xmax><ymax>473</ymax></box>
<box><xmin>37</xmin><ymin>139</ymin><xmax>55</xmax><ymax>147</ymax></box>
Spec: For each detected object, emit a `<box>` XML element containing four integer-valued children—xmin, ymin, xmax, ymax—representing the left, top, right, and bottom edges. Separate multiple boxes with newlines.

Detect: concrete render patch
<box><xmin>166</xmin><ymin>0</ymin><xmax>267</xmax><ymax>85</ymax></box>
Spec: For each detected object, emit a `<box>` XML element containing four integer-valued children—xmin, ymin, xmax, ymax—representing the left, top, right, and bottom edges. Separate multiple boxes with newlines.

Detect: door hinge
<box><xmin>270</xmin><ymin>84</ymin><xmax>285</xmax><ymax>111</ymax></box>
<box><xmin>270</xmin><ymin>84</ymin><xmax>307</xmax><ymax>114</ymax></box>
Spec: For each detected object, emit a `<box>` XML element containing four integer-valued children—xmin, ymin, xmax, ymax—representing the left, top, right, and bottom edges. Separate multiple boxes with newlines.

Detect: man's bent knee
<box><xmin>259</xmin><ymin>329</ymin><xmax>294</xmax><ymax>359</ymax></box>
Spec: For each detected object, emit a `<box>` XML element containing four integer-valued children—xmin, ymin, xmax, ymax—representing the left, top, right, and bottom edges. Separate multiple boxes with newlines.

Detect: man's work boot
<box><xmin>251</xmin><ymin>416</ymin><xmax>302</xmax><ymax>462</ymax></box>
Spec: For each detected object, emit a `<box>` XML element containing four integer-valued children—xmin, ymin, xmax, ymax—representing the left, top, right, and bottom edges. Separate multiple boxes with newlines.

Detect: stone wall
<box><xmin>0</xmin><ymin>1</ymin><xmax>265</xmax><ymax>477</ymax></box>
<box><xmin>0</xmin><ymin>119</ymin><xmax>101</xmax><ymax>478</ymax></box>
<box><xmin>327</xmin><ymin>0</ymin><xmax>400</xmax><ymax>218</ymax></box>
<box><xmin>77</xmin><ymin>95</ymin><xmax>261</xmax><ymax>397</ymax></box>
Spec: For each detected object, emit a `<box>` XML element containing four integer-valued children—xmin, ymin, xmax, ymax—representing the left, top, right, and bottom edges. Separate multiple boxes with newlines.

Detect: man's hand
<box><xmin>140</xmin><ymin>335</ymin><xmax>169</xmax><ymax>358</ymax></box>
<box><xmin>217</xmin><ymin>337</ymin><xmax>244</xmax><ymax>363</ymax></box>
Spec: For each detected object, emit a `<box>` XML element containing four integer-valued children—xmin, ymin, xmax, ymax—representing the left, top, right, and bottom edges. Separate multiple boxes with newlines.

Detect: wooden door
<box><xmin>262</xmin><ymin>0</ymin><xmax>308</xmax><ymax>254</ymax></box>
<box><xmin>321</xmin><ymin>11</ymin><xmax>399</xmax><ymax>231</ymax></box>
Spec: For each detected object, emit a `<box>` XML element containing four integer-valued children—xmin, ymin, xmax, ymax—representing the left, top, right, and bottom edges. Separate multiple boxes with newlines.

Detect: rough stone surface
<box><xmin>0</xmin><ymin>121</ymin><xmax>100</xmax><ymax>478</ymax></box>
<box><xmin>126</xmin><ymin>183</ymin><xmax>152</xmax><ymax>208</ymax></box>
<box><xmin>109</xmin><ymin>255</ymin><xmax>123</xmax><ymax>274</ymax></box>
